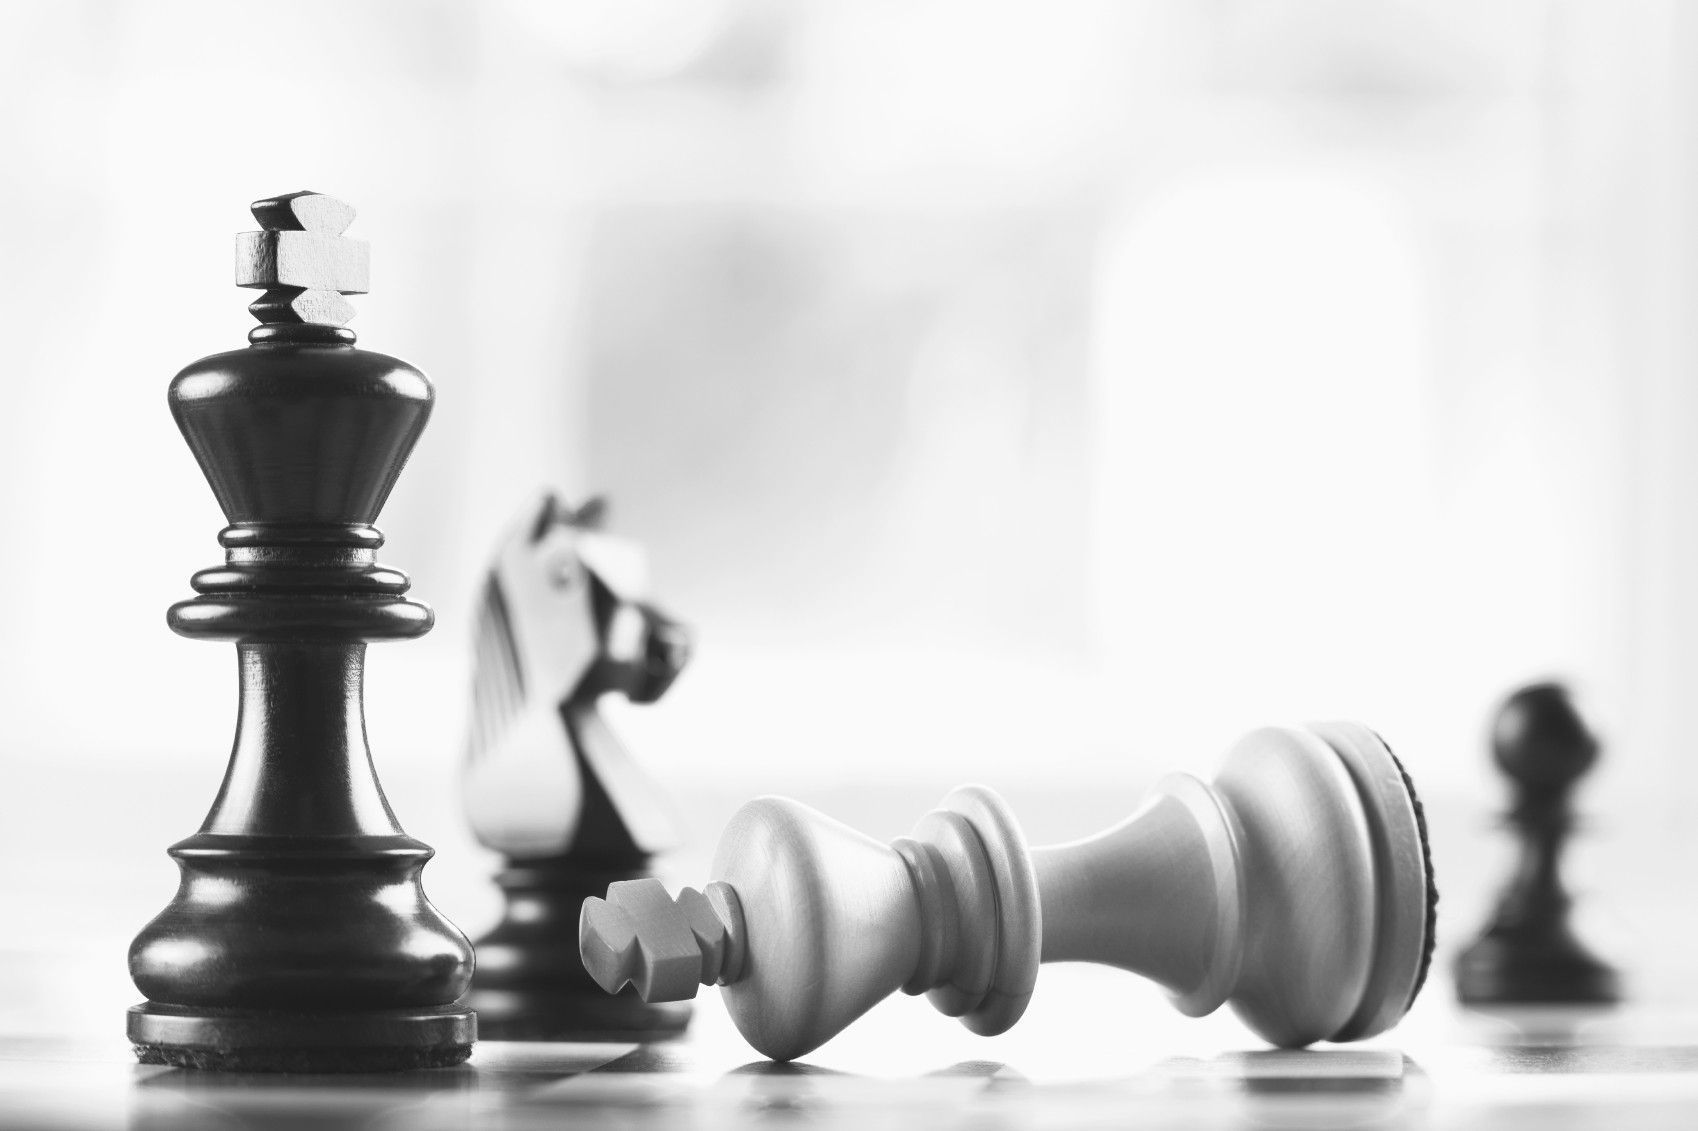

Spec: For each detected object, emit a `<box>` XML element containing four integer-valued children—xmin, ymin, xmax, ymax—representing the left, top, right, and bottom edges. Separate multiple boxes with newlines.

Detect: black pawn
<box><xmin>125</xmin><ymin>192</ymin><xmax>476</xmax><ymax>1071</ymax></box>
<box><xmin>1454</xmin><ymin>682</ymin><xmax>1619</xmax><ymax>1004</ymax></box>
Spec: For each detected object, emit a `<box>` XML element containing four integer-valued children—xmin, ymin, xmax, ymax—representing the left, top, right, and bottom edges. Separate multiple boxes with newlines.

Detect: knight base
<box><xmin>470</xmin><ymin>858</ymin><xmax>692</xmax><ymax>1041</ymax></box>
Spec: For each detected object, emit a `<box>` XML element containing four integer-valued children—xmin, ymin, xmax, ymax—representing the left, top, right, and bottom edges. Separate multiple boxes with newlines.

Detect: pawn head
<box><xmin>1492</xmin><ymin>682</ymin><xmax>1598</xmax><ymax>794</ymax></box>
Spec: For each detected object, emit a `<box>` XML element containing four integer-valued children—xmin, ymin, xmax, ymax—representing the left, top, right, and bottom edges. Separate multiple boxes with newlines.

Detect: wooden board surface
<box><xmin>6</xmin><ymin>768</ymin><xmax>1696</xmax><ymax>1128</ymax></box>
<box><xmin>8</xmin><ymin>964</ymin><xmax>1698</xmax><ymax>1128</ymax></box>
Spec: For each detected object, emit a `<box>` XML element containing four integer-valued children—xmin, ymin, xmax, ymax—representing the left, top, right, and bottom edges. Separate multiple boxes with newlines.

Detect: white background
<box><xmin>0</xmin><ymin>0</ymin><xmax>1691</xmax><ymax>999</ymax></box>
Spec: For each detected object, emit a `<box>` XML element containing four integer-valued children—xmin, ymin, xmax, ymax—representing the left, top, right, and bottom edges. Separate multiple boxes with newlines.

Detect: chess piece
<box><xmin>126</xmin><ymin>192</ymin><xmax>476</xmax><ymax>1072</ymax></box>
<box><xmin>1454</xmin><ymin>682</ymin><xmax>1619</xmax><ymax>1004</ymax></box>
<box><xmin>463</xmin><ymin>494</ymin><xmax>693</xmax><ymax>1039</ymax></box>
<box><xmin>580</xmin><ymin>722</ymin><xmax>1437</xmax><ymax>1061</ymax></box>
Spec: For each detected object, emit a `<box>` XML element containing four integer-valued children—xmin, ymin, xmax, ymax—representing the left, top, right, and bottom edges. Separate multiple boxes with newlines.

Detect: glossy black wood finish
<box><xmin>1455</xmin><ymin>683</ymin><xmax>1619</xmax><ymax>1004</ymax></box>
<box><xmin>469</xmin><ymin>696</ymin><xmax>690</xmax><ymax>1040</ymax></box>
<box><xmin>472</xmin><ymin>854</ymin><xmax>692</xmax><ymax>1040</ymax></box>
<box><xmin>128</xmin><ymin>309</ymin><xmax>475</xmax><ymax>1071</ymax></box>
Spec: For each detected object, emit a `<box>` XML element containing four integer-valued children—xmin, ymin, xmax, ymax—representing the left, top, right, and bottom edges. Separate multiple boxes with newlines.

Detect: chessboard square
<box><xmin>1220</xmin><ymin>1048</ymin><xmax>1406</xmax><ymax>1090</ymax></box>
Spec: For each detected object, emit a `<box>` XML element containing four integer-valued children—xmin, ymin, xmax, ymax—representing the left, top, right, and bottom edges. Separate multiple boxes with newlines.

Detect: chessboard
<box><xmin>4</xmin><ymin>762</ymin><xmax>1697</xmax><ymax>1130</ymax></box>
<box><xmin>7</xmin><ymin>993</ymin><xmax>1698</xmax><ymax>1129</ymax></box>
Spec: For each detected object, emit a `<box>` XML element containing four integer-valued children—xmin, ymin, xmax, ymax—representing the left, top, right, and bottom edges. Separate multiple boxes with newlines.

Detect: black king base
<box><xmin>128</xmin><ymin>193</ymin><xmax>474</xmax><ymax>1072</ymax></box>
<box><xmin>127</xmin><ymin>640</ymin><xmax>476</xmax><ymax>1071</ymax></box>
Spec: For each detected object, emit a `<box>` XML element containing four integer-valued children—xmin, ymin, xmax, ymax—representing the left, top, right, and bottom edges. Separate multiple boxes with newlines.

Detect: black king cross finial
<box><xmin>236</xmin><ymin>190</ymin><xmax>370</xmax><ymax>327</ymax></box>
<box><xmin>125</xmin><ymin>192</ymin><xmax>476</xmax><ymax>1073</ymax></box>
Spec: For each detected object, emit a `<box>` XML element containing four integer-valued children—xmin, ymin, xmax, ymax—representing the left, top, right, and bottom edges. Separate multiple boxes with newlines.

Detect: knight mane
<box><xmin>467</xmin><ymin>573</ymin><xmax>526</xmax><ymax>763</ymax></box>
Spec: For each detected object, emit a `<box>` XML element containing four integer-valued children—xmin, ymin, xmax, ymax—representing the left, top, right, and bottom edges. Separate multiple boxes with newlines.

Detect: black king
<box><xmin>126</xmin><ymin>192</ymin><xmax>476</xmax><ymax>1072</ymax></box>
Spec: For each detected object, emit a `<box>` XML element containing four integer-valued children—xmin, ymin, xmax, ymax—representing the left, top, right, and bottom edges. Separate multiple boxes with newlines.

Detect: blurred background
<box><xmin>2</xmin><ymin>0</ymin><xmax>1695</xmax><ymax>1031</ymax></box>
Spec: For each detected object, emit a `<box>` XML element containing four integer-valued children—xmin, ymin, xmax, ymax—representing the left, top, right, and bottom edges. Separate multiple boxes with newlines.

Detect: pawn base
<box><xmin>1455</xmin><ymin>932</ymin><xmax>1620</xmax><ymax>1005</ymax></box>
<box><xmin>127</xmin><ymin>1003</ymin><xmax>475</xmax><ymax>1073</ymax></box>
<box><xmin>472</xmin><ymin>856</ymin><xmax>693</xmax><ymax>1041</ymax></box>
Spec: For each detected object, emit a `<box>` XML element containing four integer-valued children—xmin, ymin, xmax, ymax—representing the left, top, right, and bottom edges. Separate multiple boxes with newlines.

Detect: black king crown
<box><xmin>126</xmin><ymin>192</ymin><xmax>476</xmax><ymax>1073</ymax></box>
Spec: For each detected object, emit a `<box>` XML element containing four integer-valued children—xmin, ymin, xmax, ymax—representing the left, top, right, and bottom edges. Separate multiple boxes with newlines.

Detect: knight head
<box><xmin>465</xmin><ymin>493</ymin><xmax>691</xmax><ymax>857</ymax></box>
<box><xmin>485</xmin><ymin>493</ymin><xmax>692</xmax><ymax>718</ymax></box>
<box><xmin>543</xmin><ymin>495</ymin><xmax>691</xmax><ymax>705</ymax></box>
